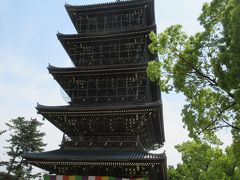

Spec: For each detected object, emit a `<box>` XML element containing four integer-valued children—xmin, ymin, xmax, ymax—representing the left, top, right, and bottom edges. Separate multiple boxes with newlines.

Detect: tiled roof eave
<box><xmin>47</xmin><ymin>63</ymin><xmax>148</xmax><ymax>74</ymax></box>
<box><xmin>36</xmin><ymin>101</ymin><xmax>162</xmax><ymax>114</ymax></box>
<box><xmin>65</xmin><ymin>0</ymin><xmax>151</xmax><ymax>11</ymax></box>
<box><xmin>57</xmin><ymin>25</ymin><xmax>156</xmax><ymax>40</ymax></box>
<box><xmin>27</xmin><ymin>161</ymin><xmax>164</xmax><ymax>167</ymax></box>
<box><xmin>23</xmin><ymin>149</ymin><xmax>166</xmax><ymax>162</ymax></box>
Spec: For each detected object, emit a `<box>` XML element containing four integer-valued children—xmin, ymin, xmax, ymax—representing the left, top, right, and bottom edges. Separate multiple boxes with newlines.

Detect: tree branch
<box><xmin>172</xmin><ymin>48</ymin><xmax>235</xmax><ymax>100</ymax></box>
<box><xmin>0</xmin><ymin>130</ymin><xmax>7</xmax><ymax>136</ymax></box>
<box><xmin>200</xmin><ymin>102</ymin><xmax>237</xmax><ymax>133</ymax></box>
<box><xmin>222</xmin><ymin>119</ymin><xmax>240</xmax><ymax>131</ymax></box>
<box><xmin>209</xmin><ymin>125</ymin><xmax>230</xmax><ymax>131</ymax></box>
<box><xmin>169</xmin><ymin>46</ymin><xmax>218</xmax><ymax>86</ymax></box>
<box><xmin>7</xmin><ymin>145</ymin><xmax>20</xmax><ymax>175</ymax></box>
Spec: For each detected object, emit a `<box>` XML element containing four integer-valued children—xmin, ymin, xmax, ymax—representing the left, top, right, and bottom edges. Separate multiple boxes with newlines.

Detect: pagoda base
<box><xmin>43</xmin><ymin>175</ymin><xmax>148</xmax><ymax>180</ymax></box>
<box><xmin>23</xmin><ymin>149</ymin><xmax>167</xmax><ymax>179</ymax></box>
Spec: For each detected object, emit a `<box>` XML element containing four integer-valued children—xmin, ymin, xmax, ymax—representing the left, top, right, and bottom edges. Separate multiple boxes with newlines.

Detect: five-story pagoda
<box><xmin>23</xmin><ymin>0</ymin><xmax>167</xmax><ymax>179</ymax></box>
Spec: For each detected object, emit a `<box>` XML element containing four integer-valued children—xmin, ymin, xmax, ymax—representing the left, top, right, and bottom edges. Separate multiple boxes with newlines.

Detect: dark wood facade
<box><xmin>58</xmin><ymin>28</ymin><xmax>155</xmax><ymax>67</ymax></box>
<box><xmin>36</xmin><ymin>102</ymin><xmax>164</xmax><ymax>151</ymax></box>
<box><xmin>25</xmin><ymin>149</ymin><xmax>166</xmax><ymax>178</ymax></box>
<box><xmin>48</xmin><ymin>64</ymin><xmax>160</xmax><ymax>105</ymax></box>
<box><xmin>23</xmin><ymin>0</ymin><xmax>167</xmax><ymax>179</ymax></box>
<box><xmin>65</xmin><ymin>0</ymin><xmax>155</xmax><ymax>34</ymax></box>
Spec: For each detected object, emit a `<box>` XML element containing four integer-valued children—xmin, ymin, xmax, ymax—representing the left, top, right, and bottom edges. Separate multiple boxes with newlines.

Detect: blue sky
<box><xmin>0</xmin><ymin>0</ymin><xmax>213</xmax><ymax>168</ymax></box>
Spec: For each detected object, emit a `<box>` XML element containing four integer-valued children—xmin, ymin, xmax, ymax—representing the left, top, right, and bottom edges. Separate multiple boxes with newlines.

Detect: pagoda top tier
<box><xmin>65</xmin><ymin>0</ymin><xmax>155</xmax><ymax>34</ymax></box>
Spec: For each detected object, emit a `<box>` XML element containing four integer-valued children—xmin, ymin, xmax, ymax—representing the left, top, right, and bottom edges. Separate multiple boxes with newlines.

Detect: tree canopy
<box><xmin>4</xmin><ymin>117</ymin><xmax>46</xmax><ymax>179</ymax></box>
<box><xmin>147</xmin><ymin>0</ymin><xmax>240</xmax><ymax>178</ymax></box>
<box><xmin>168</xmin><ymin>141</ymin><xmax>240</xmax><ymax>179</ymax></box>
<box><xmin>147</xmin><ymin>0</ymin><xmax>240</xmax><ymax>143</ymax></box>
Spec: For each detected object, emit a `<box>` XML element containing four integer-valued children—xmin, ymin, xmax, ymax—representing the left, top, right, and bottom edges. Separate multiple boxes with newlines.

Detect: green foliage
<box><xmin>147</xmin><ymin>0</ymin><xmax>240</xmax><ymax>142</ymax></box>
<box><xmin>0</xmin><ymin>172</ymin><xmax>17</xmax><ymax>180</ymax></box>
<box><xmin>0</xmin><ymin>130</ymin><xmax>6</xmax><ymax>136</ymax></box>
<box><xmin>168</xmin><ymin>141</ymin><xmax>240</xmax><ymax>180</ymax></box>
<box><xmin>147</xmin><ymin>0</ymin><xmax>240</xmax><ymax>178</ymax></box>
<box><xmin>5</xmin><ymin>117</ymin><xmax>46</xmax><ymax>179</ymax></box>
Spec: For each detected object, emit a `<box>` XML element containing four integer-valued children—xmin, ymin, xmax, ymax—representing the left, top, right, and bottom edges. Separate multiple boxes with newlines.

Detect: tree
<box><xmin>5</xmin><ymin>117</ymin><xmax>46</xmax><ymax>179</ymax></box>
<box><xmin>0</xmin><ymin>130</ymin><xmax>7</xmax><ymax>167</ymax></box>
<box><xmin>0</xmin><ymin>130</ymin><xmax>6</xmax><ymax>136</ymax></box>
<box><xmin>0</xmin><ymin>172</ymin><xmax>17</xmax><ymax>180</ymax></box>
<box><xmin>147</xmin><ymin>0</ymin><xmax>240</xmax><ymax>143</ymax></box>
<box><xmin>146</xmin><ymin>0</ymin><xmax>240</xmax><ymax>177</ymax></box>
<box><xmin>168</xmin><ymin>141</ymin><xmax>240</xmax><ymax>179</ymax></box>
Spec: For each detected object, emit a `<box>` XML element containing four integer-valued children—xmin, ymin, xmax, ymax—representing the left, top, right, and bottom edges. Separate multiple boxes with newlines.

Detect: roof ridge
<box><xmin>36</xmin><ymin>101</ymin><xmax>162</xmax><ymax>111</ymax></box>
<box><xmin>65</xmin><ymin>0</ymin><xmax>148</xmax><ymax>9</ymax></box>
<box><xmin>56</xmin><ymin>25</ymin><xmax>156</xmax><ymax>39</ymax></box>
<box><xmin>47</xmin><ymin>63</ymin><xmax>147</xmax><ymax>71</ymax></box>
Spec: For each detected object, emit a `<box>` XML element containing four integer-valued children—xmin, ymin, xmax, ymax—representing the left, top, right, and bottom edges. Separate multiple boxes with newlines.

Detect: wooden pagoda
<box><xmin>23</xmin><ymin>0</ymin><xmax>167</xmax><ymax>179</ymax></box>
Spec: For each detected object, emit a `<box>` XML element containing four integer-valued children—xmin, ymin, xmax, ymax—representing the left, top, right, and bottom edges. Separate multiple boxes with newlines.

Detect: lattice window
<box><xmin>66</xmin><ymin>35</ymin><xmax>147</xmax><ymax>67</ymax></box>
<box><xmin>49</xmin><ymin>165</ymin><xmax>151</xmax><ymax>177</ymax></box>
<box><xmin>52</xmin><ymin>113</ymin><xmax>149</xmax><ymax>136</ymax></box>
<box><xmin>60</xmin><ymin>72</ymin><xmax>148</xmax><ymax>104</ymax></box>
<box><xmin>45</xmin><ymin>111</ymin><xmax>157</xmax><ymax>149</ymax></box>
<box><xmin>75</xmin><ymin>7</ymin><xmax>146</xmax><ymax>33</ymax></box>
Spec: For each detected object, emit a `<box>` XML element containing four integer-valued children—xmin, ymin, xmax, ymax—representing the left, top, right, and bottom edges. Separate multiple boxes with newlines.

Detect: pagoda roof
<box><xmin>66</xmin><ymin>0</ymin><xmax>156</xmax><ymax>37</ymax></box>
<box><xmin>36</xmin><ymin>101</ymin><xmax>164</xmax><ymax>150</ymax></box>
<box><xmin>23</xmin><ymin>149</ymin><xmax>165</xmax><ymax>163</ymax></box>
<box><xmin>48</xmin><ymin>63</ymin><xmax>147</xmax><ymax>74</ymax></box>
<box><xmin>57</xmin><ymin>26</ymin><xmax>156</xmax><ymax>67</ymax></box>
<box><xmin>47</xmin><ymin>63</ymin><xmax>161</xmax><ymax>107</ymax></box>
<box><xmin>36</xmin><ymin>101</ymin><xmax>162</xmax><ymax>113</ymax></box>
<box><xmin>65</xmin><ymin>0</ymin><xmax>152</xmax><ymax>11</ymax></box>
<box><xmin>24</xmin><ymin>148</ymin><xmax>167</xmax><ymax>178</ymax></box>
<box><xmin>57</xmin><ymin>25</ymin><xmax>155</xmax><ymax>39</ymax></box>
